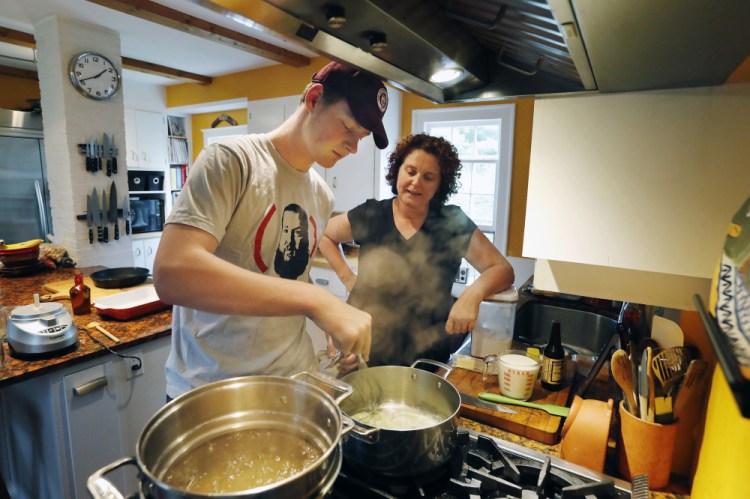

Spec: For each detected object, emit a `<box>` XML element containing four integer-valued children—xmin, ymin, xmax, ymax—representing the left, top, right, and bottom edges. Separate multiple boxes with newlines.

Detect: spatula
<box><xmin>651</xmin><ymin>346</ymin><xmax>690</xmax><ymax>396</ymax></box>
<box><xmin>478</xmin><ymin>392</ymin><xmax>570</xmax><ymax>417</ymax></box>
<box><xmin>674</xmin><ymin>359</ymin><xmax>709</xmax><ymax>418</ymax></box>
<box><xmin>611</xmin><ymin>349</ymin><xmax>638</xmax><ymax>415</ymax></box>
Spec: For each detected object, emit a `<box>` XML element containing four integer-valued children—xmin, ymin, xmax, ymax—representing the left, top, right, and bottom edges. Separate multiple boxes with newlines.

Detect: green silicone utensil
<box><xmin>478</xmin><ymin>392</ymin><xmax>570</xmax><ymax>417</ymax></box>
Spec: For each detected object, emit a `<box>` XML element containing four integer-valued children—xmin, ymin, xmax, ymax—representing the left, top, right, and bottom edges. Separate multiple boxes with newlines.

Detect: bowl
<box><xmin>0</xmin><ymin>246</ymin><xmax>40</xmax><ymax>267</ymax></box>
<box><xmin>560</xmin><ymin>395</ymin><xmax>614</xmax><ymax>472</ymax></box>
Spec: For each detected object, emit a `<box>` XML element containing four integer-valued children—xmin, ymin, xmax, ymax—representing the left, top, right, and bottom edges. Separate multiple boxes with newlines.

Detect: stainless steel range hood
<box><xmin>203</xmin><ymin>0</ymin><xmax>750</xmax><ymax>103</ymax></box>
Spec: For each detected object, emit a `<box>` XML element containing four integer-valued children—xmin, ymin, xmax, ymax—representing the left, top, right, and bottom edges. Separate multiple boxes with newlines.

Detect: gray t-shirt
<box><xmin>164</xmin><ymin>134</ymin><xmax>334</xmax><ymax>398</ymax></box>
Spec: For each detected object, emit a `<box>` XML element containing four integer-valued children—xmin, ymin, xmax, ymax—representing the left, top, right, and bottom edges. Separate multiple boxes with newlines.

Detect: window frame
<box><xmin>412</xmin><ymin>104</ymin><xmax>515</xmax><ymax>253</ymax></box>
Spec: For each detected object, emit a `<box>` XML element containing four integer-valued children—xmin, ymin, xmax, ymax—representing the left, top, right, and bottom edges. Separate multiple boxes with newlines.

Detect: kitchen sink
<box><xmin>513</xmin><ymin>301</ymin><xmax>618</xmax><ymax>357</ymax></box>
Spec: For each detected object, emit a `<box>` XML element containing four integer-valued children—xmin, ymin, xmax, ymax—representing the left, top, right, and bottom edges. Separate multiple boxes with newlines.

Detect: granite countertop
<box><xmin>0</xmin><ymin>266</ymin><xmax>171</xmax><ymax>388</ymax></box>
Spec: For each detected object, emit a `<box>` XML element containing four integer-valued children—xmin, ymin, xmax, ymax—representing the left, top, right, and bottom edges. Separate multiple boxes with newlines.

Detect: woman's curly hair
<box><xmin>385</xmin><ymin>133</ymin><xmax>462</xmax><ymax>205</ymax></box>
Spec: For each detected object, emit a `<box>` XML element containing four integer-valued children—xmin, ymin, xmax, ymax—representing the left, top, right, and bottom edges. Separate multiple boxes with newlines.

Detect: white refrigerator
<box><xmin>0</xmin><ymin>109</ymin><xmax>53</xmax><ymax>244</ymax></box>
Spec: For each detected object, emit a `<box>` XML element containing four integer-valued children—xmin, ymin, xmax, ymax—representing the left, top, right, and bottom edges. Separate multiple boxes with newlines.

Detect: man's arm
<box><xmin>153</xmin><ymin>223</ymin><xmax>371</xmax><ymax>358</ymax></box>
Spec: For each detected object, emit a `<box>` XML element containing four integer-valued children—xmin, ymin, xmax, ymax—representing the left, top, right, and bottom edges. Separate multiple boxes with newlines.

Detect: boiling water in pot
<box><xmin>351</xmin><ymin>402</ymin><xmax>443</xmax><ymax>430</ymax></box>
<box><xmin>161</xmin><ymin>428</ymin><xmax>323</xmax><ymax>493</ymax></box>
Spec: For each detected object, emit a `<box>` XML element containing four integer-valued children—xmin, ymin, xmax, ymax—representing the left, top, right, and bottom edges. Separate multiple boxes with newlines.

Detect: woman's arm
<box><xmin>318</xmin><ymin>213</ymin><xmax>358</xmax><ymax>292</ymax></box>
<box><xmin>445</xmin><ymin>229</ymin><xmax>515</xmax><ymax>334</ymax></box>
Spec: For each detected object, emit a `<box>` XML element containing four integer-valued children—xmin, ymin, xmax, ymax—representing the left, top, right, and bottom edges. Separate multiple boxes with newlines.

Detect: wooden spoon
<box><xmin>86</xmin><ymin>321</ymin><xmax>120</xmax><ymax>343</ymax></box>
<box><xmin>611</xmin><ymin>349</ymin><xmax>638</xmax><ymax>415</ymax></box>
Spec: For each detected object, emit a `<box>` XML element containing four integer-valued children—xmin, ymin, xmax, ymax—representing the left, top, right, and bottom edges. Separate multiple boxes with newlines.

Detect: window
<box><xmin>412</xmin><ymin>104</ymin><xmax>514</xmax><ymax>253</ymax></box>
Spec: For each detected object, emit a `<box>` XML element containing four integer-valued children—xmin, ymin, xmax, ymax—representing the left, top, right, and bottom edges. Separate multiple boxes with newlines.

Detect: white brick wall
<box><xmin>34</xmin><ymin>15</ymin><xmax>133</xmax><ymax>269</ymax></box>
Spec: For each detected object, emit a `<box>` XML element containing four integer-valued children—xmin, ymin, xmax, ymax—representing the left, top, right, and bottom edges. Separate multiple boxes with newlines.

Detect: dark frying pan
<box><xmin>90</xmin><ymin>267</ymin><xmax>150</xmax><ymax>289</ymax></box>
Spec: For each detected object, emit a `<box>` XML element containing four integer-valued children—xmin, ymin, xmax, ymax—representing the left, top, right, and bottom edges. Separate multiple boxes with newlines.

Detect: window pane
<box><xmin>457</xmin><ymin>162</ymin><xmax>472</xmax><ymax>194</ymax></box>
<box><xmin>473</xmin><ymin>162</ymin><xmax>496</xmax><ymax>195</ymax></box>
<box><xmin>429</xmin><ymin>125</ymin><xmax>452</xmax><ymax>140</ymax></box>
<box><xmin>476</xmin><ymin>125</ymin><xmax>500</xmax><ymax>157</ymax></box>
<box><xmin>451</xmin><ymin>193</ymin><xmax>471</xmax><ymax>213</ymax></box>
<box><xmin>452</xmin><ymin>126</ymin><xmax>475</xmax><ymax>156</ymax></box>
<box><xmin>470</xmin><ymin>194</ymin><xmax>495</xmax><ymax>226</ymax></box>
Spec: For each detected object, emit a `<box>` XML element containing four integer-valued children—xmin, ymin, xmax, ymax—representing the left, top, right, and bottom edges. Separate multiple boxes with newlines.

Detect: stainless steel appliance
<box><xmin>330</xmin><ymin>427</ymin><xmax>632</xmax><ymax>498</ymax></box>
<box><xmin>6</xmin><ymin>300</ymin><xmax>78</xmax><ymax>358</ymax></box>
<box><xmin>0</xmin><ymin>109</ymin><xmax>53</xmax><ymax>243</ymax></box>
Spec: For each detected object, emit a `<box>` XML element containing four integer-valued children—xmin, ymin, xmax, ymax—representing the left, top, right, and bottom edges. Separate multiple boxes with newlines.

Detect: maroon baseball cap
<box><xmin>312</xmin><ymin>62</ymin><xmax>389</xmax><ymax>149</ymax></box>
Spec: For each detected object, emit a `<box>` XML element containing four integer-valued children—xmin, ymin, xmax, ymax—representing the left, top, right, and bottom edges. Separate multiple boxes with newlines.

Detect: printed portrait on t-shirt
<box><xmin>274</xmin><ymin>203</ymin><xmax>310</xmax><ymax>279</ymax></box>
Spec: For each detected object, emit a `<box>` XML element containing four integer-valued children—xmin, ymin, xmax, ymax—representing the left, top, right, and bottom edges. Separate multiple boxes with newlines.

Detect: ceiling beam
<box><xmin>0</xmin><ymin>25</ymin><xmax>213</xmax><ymax>84</ymax></box>
<box><xmin>0</xmin><ymin>26</ymin><xmax>35</xmax><ymax>48</ymax></box>
<box><xmin>0</xmin><ymin>63</ymin><xmax>38</xmax><ymax>80</ymax></box>
<box><xmin>86</xmin><ymin>0</ymin><xmax>310</xmax><ymax>67</ymax></box>
<box><xmin>121</xmin><ymin>57</ymin><xmax>212</xmax><ymax>84</ymax></box>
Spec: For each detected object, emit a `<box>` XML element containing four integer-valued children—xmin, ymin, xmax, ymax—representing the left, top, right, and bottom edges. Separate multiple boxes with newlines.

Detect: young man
<box><xmin>153</xmin><ymin>62</ymin><xmax>388</xmax><ymax>399</ymax></box>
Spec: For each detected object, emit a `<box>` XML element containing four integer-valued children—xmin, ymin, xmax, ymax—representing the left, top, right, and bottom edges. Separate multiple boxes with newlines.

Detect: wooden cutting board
<box><xmin>448</xmin><ymin>367</ymin><xmax>570</xmax><ymax>444</ymax></box>
<box><xmin>43</xmin><ymin>277</ymin><xmax>152</xmax><ymax>302</ymax></box>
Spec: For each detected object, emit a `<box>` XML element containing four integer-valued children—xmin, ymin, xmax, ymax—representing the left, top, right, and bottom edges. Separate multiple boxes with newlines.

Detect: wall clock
<box><xmin>68</xmin><ymin>52</ymin><xmax>121</xmax><ymax>100</ymax></box>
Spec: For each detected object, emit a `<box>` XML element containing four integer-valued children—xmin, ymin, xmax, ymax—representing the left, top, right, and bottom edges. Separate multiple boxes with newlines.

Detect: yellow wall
<box><xmin>167</xmin><ymin>57</ymin><xmax>532</xmax><ymax>257</ymax></box>
<box><xmin>189</xmin><ymin>110</ymin><xmax>248</xmax><ymax>162</ymax></box>
<box><xmin>0</xmin><ymin>75</ymin><xmax>40</xmax><ymax>110</ymax></box>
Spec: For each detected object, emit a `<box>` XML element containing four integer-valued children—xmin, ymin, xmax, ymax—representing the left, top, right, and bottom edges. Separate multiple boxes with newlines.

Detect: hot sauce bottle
<box><xmin>541</xmin><ymin>320</ymin><xmax>565</xmax><ymax>391</ymax></box>
<box><xmin>69</xmin><ymin>270</ymin><xmax>91</xmax><ymax>315</ymax></box>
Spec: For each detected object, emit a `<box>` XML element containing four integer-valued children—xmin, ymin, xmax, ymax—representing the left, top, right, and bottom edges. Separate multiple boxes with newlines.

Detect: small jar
<box><xmin>69</xmin><ymin>271</ymin><xmax>91</xmax><ymax>315</ymax></box>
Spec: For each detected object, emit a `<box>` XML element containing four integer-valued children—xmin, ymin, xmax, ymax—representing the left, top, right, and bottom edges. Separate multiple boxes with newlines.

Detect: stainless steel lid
<box><xmin>11</xmin><ymin>302</ymin><xmax>65</xmax><ymax>319</ymax></box>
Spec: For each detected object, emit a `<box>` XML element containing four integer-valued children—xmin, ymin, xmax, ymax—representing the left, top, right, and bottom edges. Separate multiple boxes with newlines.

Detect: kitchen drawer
<box><xmin>309</xmin><ymin>267</ymin><xmax>347</xmax><ymax>299</ymax></box>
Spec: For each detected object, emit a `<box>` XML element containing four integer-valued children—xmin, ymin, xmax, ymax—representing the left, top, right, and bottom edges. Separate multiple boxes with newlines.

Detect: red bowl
<box><xmin>0</xmin><ymin>247</ymin><xmax>40</xmax><ymax>266</ymax></box>
<box><xmin>0</xmin><ymin>245</ymin><xmax>40</xmax><ymax>256</ymax></box>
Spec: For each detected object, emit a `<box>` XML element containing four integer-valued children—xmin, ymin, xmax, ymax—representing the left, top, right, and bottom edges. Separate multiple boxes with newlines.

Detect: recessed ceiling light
<box><xmin>369</xmin><ymin>33</ymin><xmax>388</xmax><ymax>52</ymax></box>
<box><xmin>326</xmin><ymin>5</ymin><xmax>346</xmax><ymax>29</ymax></box>
<box><xmin>430</xmin><ymin>68</ymin><xmax>463</xmax><ymax>83</ymax></box>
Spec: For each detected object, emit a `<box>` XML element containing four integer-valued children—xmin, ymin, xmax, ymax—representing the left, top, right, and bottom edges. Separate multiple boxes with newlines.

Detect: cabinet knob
<box><xmin>332</xmin><ymin>176</ymin><xmax>337</xmax><ymax>188</ymax></box>
<box><xmin>135</xmin><ymin>248</ymin><xmax>142</xmax><ymax>257</ymax></box>
<box><xmin>314</xmin><ymin>278</ymin><xmax>330</xmax><ymax>286</ymax></box>
<box><xmin>73</xmin><ymin>376</ymin><xmax>108</xmax><ymax>396</ymax></box>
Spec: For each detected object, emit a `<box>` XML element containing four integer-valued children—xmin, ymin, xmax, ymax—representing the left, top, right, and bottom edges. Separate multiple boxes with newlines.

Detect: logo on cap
<box><xmin>377</xmin><ymin>87</ymin><xmax>388</xmax><ymax>114</ymax></box>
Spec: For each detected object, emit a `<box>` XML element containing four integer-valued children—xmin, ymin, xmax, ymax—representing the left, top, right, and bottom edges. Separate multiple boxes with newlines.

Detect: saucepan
<box><xmin>88</xmin><ymin>372</ymin><xmax>355</xmax><ymax>498</ymax></box>
<box><xmin>90</xmin><ymin>267</ymin><xmax>150</xmax><ymax>288</ymax></box>
<box><xmin>339</xmin><ymin>359</ymin><xmax>461</xmax><ymax>476</ymax></box>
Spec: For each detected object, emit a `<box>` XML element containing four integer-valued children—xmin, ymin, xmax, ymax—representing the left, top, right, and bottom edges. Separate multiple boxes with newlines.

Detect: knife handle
<box><xmin>97</xmin><ymin>226</ymin><xmax>103</xmax><ymax>242</ymax></box>
<box><xmin>112</xmin><ymin>157</ymin><xmax>117</xmax><ymax>174</ymax></box>
<box><xmin>98</xmin><ymin>157</ymin><xmax>102</xmax><ymax>171</ymax></box>
<box><xmin>114</xmin><ymin>222</ymin><xmax>119</xmax><ymax>240</ymax></box>
<box><xmin>125</xmin><ymin>218</ymin><xmax>130</xmax><ymax>235</ymax></box>
<box><xmin>86</xmin><ymin>156</ymin><xmax>92</xmax><ymax>172</ymax></box>
<box><xmin>89</xmin><ymin>227</ymin><xmax>93</xmax><ymax>244</ymax></box>
<box><xmin>106</xmin><ymin>160</ymin><xmax>112</xmax><ymax>177</ymax></box>
<box><xmin>103</xmin><ymin>225</ymin><xmax>109</xmax><ymax>243</ymax></box>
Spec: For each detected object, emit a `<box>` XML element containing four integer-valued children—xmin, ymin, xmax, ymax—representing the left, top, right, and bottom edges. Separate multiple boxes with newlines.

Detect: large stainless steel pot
<box><xmin>340</xmin><ymin>359</ymin><xmax>460</xmax><ymax>476</ymax></box>
<box><xmin>87</xmin><ymin>372</ymin><xmax>353</xmax><ymax>499</ymax></box>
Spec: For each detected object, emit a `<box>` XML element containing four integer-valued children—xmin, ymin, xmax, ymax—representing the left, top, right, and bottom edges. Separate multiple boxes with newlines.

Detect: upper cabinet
<box><xmin>124</xmin><ymin>109</ymin><xmax>167</xmax><ymax>170</ymax></box>
<box><xmin>524</xmin><ymin>84</ymin><xmax>750</xmax><ymax>310</ymax></box>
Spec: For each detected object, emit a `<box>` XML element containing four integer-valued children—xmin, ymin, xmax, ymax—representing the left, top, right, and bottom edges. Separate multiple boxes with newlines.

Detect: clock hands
<box><xmin>79</xmin><ymin>69</ymin><xmax>108</xmax><ymax>84</ymax></box>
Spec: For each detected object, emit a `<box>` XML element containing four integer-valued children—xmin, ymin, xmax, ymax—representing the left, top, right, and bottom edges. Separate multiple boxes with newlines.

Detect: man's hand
<box><xmin>311</xmin><ymin>297</ymin><xmax>371</xmax><ymax>360</ymax></box>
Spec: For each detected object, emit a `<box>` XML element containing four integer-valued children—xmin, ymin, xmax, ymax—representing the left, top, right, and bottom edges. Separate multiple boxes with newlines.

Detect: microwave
<box><xmin>129</xmin><ymin>197</ymin><xmax>164</xmax><ymax>234</ymax></box>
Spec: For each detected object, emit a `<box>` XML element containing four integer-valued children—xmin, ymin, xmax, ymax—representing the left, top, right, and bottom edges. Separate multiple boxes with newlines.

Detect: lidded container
<box><xmin>469</xmin><ymin>286</ymin><xmax>519</xmax><ymax>358</ymax></box>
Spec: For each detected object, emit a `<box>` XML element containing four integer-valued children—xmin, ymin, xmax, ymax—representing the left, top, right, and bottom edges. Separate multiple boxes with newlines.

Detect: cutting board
<box><xmin>44</xmin><ymin>277</ymin><xmax>152</xmax><ymax>302</ymax></box>
<box><xmin>448</xmin><ymin>367</ymin><xmax>570</xmax><ymax>444</ymax></box>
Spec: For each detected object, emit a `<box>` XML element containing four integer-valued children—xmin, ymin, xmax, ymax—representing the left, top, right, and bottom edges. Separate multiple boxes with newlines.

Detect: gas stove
<box><xmin>329</xmin><ymin>427</ymin><xmax>631</xmax><ymax>498</ymax></box>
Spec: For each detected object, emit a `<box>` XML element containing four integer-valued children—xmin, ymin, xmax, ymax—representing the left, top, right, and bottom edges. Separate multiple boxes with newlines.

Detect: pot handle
<box><xmin>86</xmin><ymin>456</ymin><xmax>138</xmax><ymax>499</ymax></box>
<box><xmin>292</xmin><ymin>370</ymin><xmax>353</xmax><ymax>404</ymax></box>
<box><xmin>410</xmin><ymin>358</ymin><xmax>454</xmax><ymax>380</ymax></box>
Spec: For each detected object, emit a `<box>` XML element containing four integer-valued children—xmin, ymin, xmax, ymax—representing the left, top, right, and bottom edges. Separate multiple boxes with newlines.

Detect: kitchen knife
<box><xmin>85</xmin><ymin>137</ymin><xmax>93</xmax><ymax>172</ymax></box>
<box><xmin>110</xmin><ymin>134</ymin><xmax>118</xmax><ymax>174</ymax></box>
<box><xmin>102</xmin><ymin>133</ymin><xmax>111</xmax><ymax>176</ymax></box>
<box><xmin>109</xmin><ymin>181</ymin><xmax>119</xmax><ymax>240</ymax></box>
<box><xmin>86</xmin><ymin>195</ymin><xmax>94</xmax><ymax>244</ymax></box>
<box><xmin>123</xmin><ymin>194</ymin><xmax>131</xmax><ymax>235</ymax></box>
<box><xmin>90</xmin><ymin>136</ymin><xmax>100</xmax><ymax>172</ymax></box>
<box><xmin>460</xmin><ymin>392</ymin><xmax>516</xmax><ymax>414</ymax></box>
<box><xmin>91</xmin><ymin>188</ymin><xmax>102</xmax><ymax>242</ymax></box>
<box><xmin>101</xmin><ymin>189</ymin><xmax>109</xmax><ymax>242</ymax></box>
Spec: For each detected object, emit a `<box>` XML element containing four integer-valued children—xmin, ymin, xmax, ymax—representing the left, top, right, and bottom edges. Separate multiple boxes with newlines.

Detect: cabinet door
<box><xmin>144</xmin><ymin>237</ymin><xmax>160</xmax><ymax>272</ymax></box>
<box><xmin>309</xmin><ymin>267</ymin><xmax>348</xmax><ymax>299</ymax></box>
<box><xmin>132</xmin><ymin>240</ymin><xmax>146</xmax><ymax>268</ymax></box>
<box><xmin>134</xmin><ymin>111</ymin><xmax>167</xmax><ymax>170</ymax></box>
<box><xmin>124</xmin><ymin>108</ymin><xmax>139</xmax><ymax>168</ymax></box>
<box><xmin>62</xmin><ymin>362</ymin><xmax>126</xmax><ymax>497</ymax></box>
<box><xmin>327</xmin><ymin>137</ymin><xmax>376</xmax><ymax>212</ymax></box>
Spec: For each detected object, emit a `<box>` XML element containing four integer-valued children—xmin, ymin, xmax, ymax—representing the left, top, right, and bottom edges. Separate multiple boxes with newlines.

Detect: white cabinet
<box><xmin>132</xmin><ymin>236</ymin><xmax>160</xmax><ymax>272</ymax></box>
<box><xmin>0</xmin><ymin>336</ymin><xmax>171</xmax><ymax>499</ymax></box>
<box><xmin>313</xmin><ymin>138</ymin><xmax>376</xmax><ymax>212</ymax></box>
<box><xmin>306</xmin><ymin>267</ymin><xmax>348</xmax><ymax>353</ymax></box>
<box><xmin>124</xmin><ymin>108</ymin><xmax>168</xmax><ymax>170</ymax></box>
<box><xmin>246</xmin><ymin>95</ymin><xmax>298</xmax><ymax>133</ymax></box>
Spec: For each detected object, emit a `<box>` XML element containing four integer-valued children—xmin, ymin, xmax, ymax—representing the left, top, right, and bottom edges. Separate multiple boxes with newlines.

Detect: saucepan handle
<box><xmin>410</xmin><ymin>358</ymin><xmax>454</xmax><ymax>379</ymax></box>
<box><xmin>87</xmin><ymin>456</ymin><xmax>138</xmax><ymax>499</ymax></box>
<box><xmin>292</xmin><ymin>370</ymin><xmax>353</xmax><ymax>404</ymax></box>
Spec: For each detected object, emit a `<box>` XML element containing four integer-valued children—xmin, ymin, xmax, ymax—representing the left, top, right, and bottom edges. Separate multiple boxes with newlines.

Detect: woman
<box><xmin>318</xmin><ymin>133</ymin><xmax>514</xmax><ymax>372</ymax></box>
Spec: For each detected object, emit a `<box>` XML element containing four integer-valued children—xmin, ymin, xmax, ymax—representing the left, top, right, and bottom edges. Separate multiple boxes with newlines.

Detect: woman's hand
<box><xmin>445</xmin><ymin>292</ymin><xmax>481</xmax><ymax>335</ymax></box>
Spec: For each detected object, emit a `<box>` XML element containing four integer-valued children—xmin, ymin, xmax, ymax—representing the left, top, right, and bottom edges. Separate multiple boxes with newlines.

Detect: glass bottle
<box><xmin>541</xmin><ymin>320</ymin><xmax>565</xmax><ymax>391</ymax></box>
<box><xmin>69</xmin><ymin>271</ymin><xmax>91</xmax><ymax>315</ymax></box>
<box><xmin>0</xmin><ymin>291</ymin><xmax>7</xmax><ymax>366</ymax></box>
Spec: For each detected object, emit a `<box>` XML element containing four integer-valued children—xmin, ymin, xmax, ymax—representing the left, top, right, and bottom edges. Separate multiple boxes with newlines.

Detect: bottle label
<box><xmin>541</xmin><ymin>356</ymin><xmax>564</xmax><ymax>384</ymax></box>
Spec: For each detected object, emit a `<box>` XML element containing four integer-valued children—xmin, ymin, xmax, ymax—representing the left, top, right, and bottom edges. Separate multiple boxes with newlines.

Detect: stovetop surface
<box><xmin>329</xmin><ymin>427</ymin><xmax>631</xmax><ymax>499</ymax></box>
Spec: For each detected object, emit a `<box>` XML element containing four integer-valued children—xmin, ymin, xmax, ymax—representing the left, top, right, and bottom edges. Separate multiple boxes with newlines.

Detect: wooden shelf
<box><xmin>694</xmin><ymin>294</ymin><xmax>750</xmax><ymax>418</ymax></box>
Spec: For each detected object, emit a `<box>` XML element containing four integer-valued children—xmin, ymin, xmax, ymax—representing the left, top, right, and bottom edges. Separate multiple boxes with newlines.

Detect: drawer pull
<box><xmin>314</xmin><ymin>278</ymin><xmax>330</xmax><ymax>286</ymax></box>
<box><xmin>73</xmin><ymin>376</ymin><xmax>108</xmax><ymax>396</ymax></box>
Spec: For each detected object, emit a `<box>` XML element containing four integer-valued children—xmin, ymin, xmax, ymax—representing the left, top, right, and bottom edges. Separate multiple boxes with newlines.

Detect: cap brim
<box><xmin>347</xmin><ymin>96</ymin><xmax>389</xmax><ymax>149</ymax></box>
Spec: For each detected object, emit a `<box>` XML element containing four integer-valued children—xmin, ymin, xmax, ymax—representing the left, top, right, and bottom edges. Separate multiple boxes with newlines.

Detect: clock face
<box><xmin>68</xmin><ymin>52</ymin><xmax>121</xmax><ymax>100</ymax></box>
